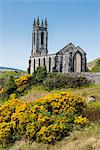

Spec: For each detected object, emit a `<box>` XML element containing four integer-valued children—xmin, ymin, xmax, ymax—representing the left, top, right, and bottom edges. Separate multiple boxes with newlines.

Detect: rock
<box><xmin>87</xmin><ymin>95</ymin><xmax>96</xmax><ymax>103</ymax></box>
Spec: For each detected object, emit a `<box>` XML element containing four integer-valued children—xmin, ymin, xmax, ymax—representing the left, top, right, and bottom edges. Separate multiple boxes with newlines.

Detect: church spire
<box><xmin>36</xmin><ymin>16</ymin><xmax>39</xmax><ymax>27</ymax></box>
<box><xmin>41</xmin><ymin>19</ymin><xmax>44</xmax><ymax>28</ymax></box>
<box><xmin>33</xmin><ymin>18</ymin><xmax>36</xmax><ymax>29</ymax></box>
<box><xmin>44</xmin><ymin>18</ymin><xmax>47</xmax><ymax>28</ymax></box>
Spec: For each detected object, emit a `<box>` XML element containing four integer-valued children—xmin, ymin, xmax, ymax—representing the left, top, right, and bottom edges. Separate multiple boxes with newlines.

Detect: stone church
<box><xmin>28</xmin><ymin>17</ymin><xmax>87</xmax><ymax>74</ymax></box>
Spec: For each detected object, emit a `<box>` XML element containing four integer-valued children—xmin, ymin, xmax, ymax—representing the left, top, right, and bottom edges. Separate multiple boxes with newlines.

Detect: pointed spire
<box><xmin>41</xmin><ymin>19</ymin><xmax>43</xmax><ymax>27</ymax></box>
<box><xmin>36</xmin><ymin>16</ymin><xmax>39</xmax><ymax>27</ymax></box>
<box><xmin>44</xmin><ymin>18</ymin><xmax>47</xmax><ymax>28</ymax></box>
<box><xmin>33</xmin><ymin>17</ymin><xmax>47</xmax><ymax>29</ymax></box>
<box><xmin>33</xmin><ymin>18</ymin><xmax>36</xmax><ymax>28</ymax></box>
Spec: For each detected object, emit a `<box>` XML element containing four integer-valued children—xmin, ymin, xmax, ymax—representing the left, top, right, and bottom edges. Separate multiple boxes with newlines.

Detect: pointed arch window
<box><xmin>74</xmin><ymin>52</ymin><xmax>82</xmax><ymax>73</ymax></box>
<box><xmin>34</xmin><ymin>59</ymin><xmax>35</xmax><ymax>71</ymax></box>
<box><xmin>39</xmin><ymin>58</ymin><xmax>40</xmax><ymax>66</ymax></box>
<box><xmin>49</xmin><ymin>57</ymin><xmax>51</xmax><ymax>72</ymax></box>
<box><xmin>34</xmin><ymin>32</ymin><xmax>35</xmax><ymax>45</ymax></box>
<box><xmin>43</xmin><ymin>58</ymin><xmax>45</xmax><ymax>66</ymax></box>
<box><xmin>41</xmin><ymin>31</ymin><xmax>44</xmax><ymax>45</ymax></box>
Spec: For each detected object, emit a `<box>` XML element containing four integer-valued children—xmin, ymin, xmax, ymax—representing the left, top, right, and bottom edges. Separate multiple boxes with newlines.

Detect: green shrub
<box><xmin>15</xmin><ymin>74</ymin><xmax>33</xmax><ymax>96</ymax></box>
<box><xmin>32</xmin><ymin>66</ymin><xmax>47</xmax><ymax>83</ymax></box>
<box><xmin>0</xmin><ymin>76</ymin><xmax>17</xmax><ymax>102</ymax></box>
<box><xmin>43</xmin><ymin>73</ymin><xmax>91</xmax><ymax>91</ymax></box>
<box><xmin>5</xmin><ymin>76</ymin><xmax>17</xmax><ymax>95</ymax></box>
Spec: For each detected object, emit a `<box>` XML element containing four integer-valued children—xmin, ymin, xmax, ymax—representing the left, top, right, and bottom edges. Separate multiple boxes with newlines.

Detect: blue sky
<box><xmin>0</xmin><ymin>0</ymin><xmax>100</xmax><ymax>70</ymax></box>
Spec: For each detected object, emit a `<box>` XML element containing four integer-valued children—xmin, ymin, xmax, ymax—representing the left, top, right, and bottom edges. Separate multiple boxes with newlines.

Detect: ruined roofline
<box><xmin>57</xmin><ymin>42</ymin><xmax>86</xmax><ymax>54</ymax></box>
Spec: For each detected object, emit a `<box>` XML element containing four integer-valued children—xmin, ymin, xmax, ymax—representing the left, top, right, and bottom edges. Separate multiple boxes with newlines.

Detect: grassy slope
<box><xmin>20</xmin><ymin>85</ymin><xmax>100</xmax><ymax>102</ymax></box>
<box><xmin>87</xmin><ymin>58</ymin><xmax>100</xmax><ymax>72</ymax></box>
<box><xmin>20</xmin><ymin>86</ymin><xmax>50</xmax><ymax>102</ymax></box>
<box><xmin>0</xmin><ymin>71</ymin><xmax>25</xmax><ymax>79</ymax></box>
<box><xmin>1</xmin><ymin>82</ymin><xmax>100</xmax><ymax>149</ymax></box>
<box><xmin>14</xmin><ymin>85</ymin><xmax>100</xmax><ymax>150</ymax></box>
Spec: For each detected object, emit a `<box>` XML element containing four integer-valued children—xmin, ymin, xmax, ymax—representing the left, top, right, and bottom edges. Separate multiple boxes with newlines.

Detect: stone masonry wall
<box><xmin>81</xmin><ymin>72</ymin><xmax>100</xmax><ymax>85</ymax></box>
<box><xmin>68</xmin><ymin>72</ymin><xmax>100</xmax><ymax>85</ymax></box>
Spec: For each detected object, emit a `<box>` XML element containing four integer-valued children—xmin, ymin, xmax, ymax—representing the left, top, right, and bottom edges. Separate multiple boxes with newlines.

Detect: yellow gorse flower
<box><xmin>16</xmin><ymin>74</ymin><xmax>32</xmax><ymax>87</ymax></box>
<box><xmin>0</xmin><ymin>91</ymin><xmax>88</xmax><ymax>146</ymax></box>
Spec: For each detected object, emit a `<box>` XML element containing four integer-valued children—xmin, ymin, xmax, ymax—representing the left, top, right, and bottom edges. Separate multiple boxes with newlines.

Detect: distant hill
<box><xmin>0</xmin><ymin>66</ymin><xmax>25</xmax><ymax>72</ymax></box>
<box><xmin>87</xmin><ymin>58</ymin><xmax>100</xmax><ymax>72</ymax></box>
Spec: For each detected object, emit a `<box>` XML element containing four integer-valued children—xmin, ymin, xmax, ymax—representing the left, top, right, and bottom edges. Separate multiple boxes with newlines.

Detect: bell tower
<box><xmin>31</xmin><ymin>17</ymin><xmax>48</xmax><ymax>56</ymax></box>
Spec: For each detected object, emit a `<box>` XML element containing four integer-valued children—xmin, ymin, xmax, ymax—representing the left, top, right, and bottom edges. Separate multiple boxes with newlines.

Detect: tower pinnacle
<box><xmin>35</xmin><ymin>16</ymin><xmax>39</xmax><ymax>27</ymax></box>
<box><xmin>44</xmin><ymin>18</ymin><xmax>47</xmax><ymax>28</ymax></box>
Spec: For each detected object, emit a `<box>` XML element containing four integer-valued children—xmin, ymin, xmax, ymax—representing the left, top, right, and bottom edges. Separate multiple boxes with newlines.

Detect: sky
<box><xmin>0</xmin><ymin>0</ymin><xmax>100</xmax><ymax>70</ymax></box>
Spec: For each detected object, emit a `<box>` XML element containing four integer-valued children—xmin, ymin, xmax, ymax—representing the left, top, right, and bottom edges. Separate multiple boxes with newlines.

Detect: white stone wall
<box><xmin>30</xmin><ymin>54</ymin><xmax>56</xmax><ymax>73</ymax></box>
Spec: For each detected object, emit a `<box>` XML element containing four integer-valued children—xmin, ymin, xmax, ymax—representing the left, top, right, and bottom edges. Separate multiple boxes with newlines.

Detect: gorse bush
<box><xmin>74</xmin><ymin>115</ymin><xmax>89</xmax><ymax>127</ymax></box>
<box><xmin>0</xmin><ymin>74</ymin><xmax>33</xmax><ymax>102</ymax></box>
<box><xmin>0</xmin><ymin>92</ymin><xmax>88</xmax><ymax>147</ymax></box>
<box><xmin>15</xmin><ymin>74</ymin><xmax>33</xmax><ymax>95</ymax></box>
<box><xmin>16</xmin><ymin>74</ymin><xmax>32</xmax><ymax>87</ymax></box>
<box><xmin>43</xmin><ymin>73</ymin><xmax>91</xmax><ymax>91</ymax></box>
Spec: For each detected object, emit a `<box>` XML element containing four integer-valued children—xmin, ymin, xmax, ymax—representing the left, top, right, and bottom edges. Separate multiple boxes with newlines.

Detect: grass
<box><xmin>72</xmin><ymin>84</ymin><xmax>100</xmax><ymax>101</ymax></box>
<box><xmin>0</xmin><ymin>71</ymin><xmax>24</xmax><ymax>79</ymax></box>
<box><xmin>20</xmin><ymin>85</ymin><xmax>50</xmax><ymax>102</ymax></box>
<box><xmin>91</xmin><ymin>101</ymin><xmax>100</xmax><ymax>109</ymax></box>
<box><xmin>20</xmin><ymin>84</ymin><xmax>100</xmax><ymax>103</ymax></box>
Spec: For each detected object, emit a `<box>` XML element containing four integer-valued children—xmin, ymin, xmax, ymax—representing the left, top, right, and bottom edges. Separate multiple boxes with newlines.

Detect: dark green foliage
<box><xmin>32</xmin><ymin>66</ymin><xmax>47</xmax><ymax>83</ymax></box>
<box><xmin>0</xmin><ymin>78</ymin><xmax>7</xmax><ymax>87</ymax></box>
<box><xmin>0</xmin><ymin>68</ymin><xmax>91</xmax><ymax>103</ymax></box>
<box><xmin>43</xmin><ymin>73</ymin><xmax>91</xmax><ymax>91</ymax></box>
<box><xmin>5</xmin><ymin>76</ymin><xmax>17</xmax><ymax>95</ymax></box>
<box><xmin>0</xmin><ymin>76</ymin><xmax>17</xmax><ymax>102</ymax></box>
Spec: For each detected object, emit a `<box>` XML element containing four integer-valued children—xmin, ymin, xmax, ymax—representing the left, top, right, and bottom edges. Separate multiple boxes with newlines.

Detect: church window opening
<box><xmin>39</xmin><ymin>58</ymin><xmax>40</xmax><ymax>66</ymax></box>
<box><xmin>34</xmin><ymin>59</ymin><xmax>35</xmax><ymax>71</ymax></box>
<box><xmin>41</xmin><ymin>31</ymin><xmax>44</xmax><ymax>45</ymax></box>
<box><xmin>49</xmin><ymin>57</ymin><xmax>51</xmax><ymax>72</ymax></box>
<box><xmin>74</xmin><ymin>52</ymin><xmax>82</xmax><ymax>73</ymax></box>
<box><xmin>60</xmin><ymin>56</ymin><xmax>63</xmax><ymax>72</ymax></box>
<box><xmin>43</xmin><ymin>58</ymin><xmax>45</xmax><ymax>66</ymax></box>
<box><xmin>34</xmin><ymin>32</ymin><xmax>35</xmax><ymax>45</ymax></box>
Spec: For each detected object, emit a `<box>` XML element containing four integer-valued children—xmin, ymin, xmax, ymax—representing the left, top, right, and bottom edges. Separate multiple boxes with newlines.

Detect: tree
<box><xmin>32</xmin><ymin>66</ymin><xmax>47</xmax><ymax>83</ymax></box>
<box><xmin>5</xmin><ymin>76</ymin><xmax>17</xmax><ymax>96</ymax></box>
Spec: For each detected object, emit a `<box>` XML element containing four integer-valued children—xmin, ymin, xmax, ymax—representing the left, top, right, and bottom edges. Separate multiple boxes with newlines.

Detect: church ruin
<box><xmin>28</xmin><ymin>17</ymin><xmax>87</xmax><ymax>74</ymax></box>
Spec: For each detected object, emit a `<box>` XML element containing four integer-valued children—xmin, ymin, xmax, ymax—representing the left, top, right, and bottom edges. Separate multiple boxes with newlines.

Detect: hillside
<box><xmin>0</xmin><ymin>66</ymin><xmax>25</xmax><ymax>72</ymax></box>
<box><xmin>88</xmin><ymin>58</ymin><xmax>100</xmax><ymax>72</ymax></box>
<box><xmin>0</xmin><ymin>68</ymin><xmax>100</xmax><ymax>150</ymax></box>
<box><xmin>1</xmin><ymin>85</ymin><xmax>100</xmax><ymax>150</ymax></box>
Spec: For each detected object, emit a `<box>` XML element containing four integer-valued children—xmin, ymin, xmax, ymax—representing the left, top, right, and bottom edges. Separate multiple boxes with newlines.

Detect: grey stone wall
<box><xmin>81</xmin><ymin>72</ymin><xmax>100</xmax><ymax>85</ymax></box>
<box><xmin>31</xmin><ymin>18</ymin><xmax>48</xmax><ymax>56</ymax></box>
<box><xmin>68</xmin><ymin>72</ymin><xmax>100</xmax><ymax>85</ymax></box>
